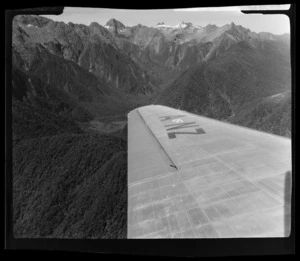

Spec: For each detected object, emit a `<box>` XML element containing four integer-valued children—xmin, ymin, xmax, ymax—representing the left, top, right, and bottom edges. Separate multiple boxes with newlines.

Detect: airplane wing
<box><xmin>128</xmin><ymin>105</ymin><xmax>292</xmax><ymax>238</ymax></box>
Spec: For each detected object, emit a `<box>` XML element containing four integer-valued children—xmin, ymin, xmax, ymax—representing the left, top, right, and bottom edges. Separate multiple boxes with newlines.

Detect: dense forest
<box><xmin>12</xmin><ymin>66</ymin><xmax>128</xmax><ymax>239</ymax></box>
<box><xmin>13</xmin><ymin>133</ymin><xmax>127</xmax><ymax>238</ymax></box>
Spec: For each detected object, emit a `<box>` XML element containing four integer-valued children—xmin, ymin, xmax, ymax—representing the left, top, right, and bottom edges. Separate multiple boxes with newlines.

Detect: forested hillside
<box><xmin>12</xmin><ymin>58</ymin><xmax>128</xmax><ymax>238</ymax></box>
<box><xmin>13</xmin><ymin>133</ymin><xmax>127</xmax><ymax>238</ymax></box>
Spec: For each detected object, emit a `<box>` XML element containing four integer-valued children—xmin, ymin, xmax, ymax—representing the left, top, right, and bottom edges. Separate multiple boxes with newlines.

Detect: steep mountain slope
<box><xmin>232</xmin><ymin>91</ymin><xmax>291</xmax><ymax>137</ymax></box>
<box><xmin>13</xmin><ymin>46</ymin><xmax>109</xmax><ymax>101</ymax></box>
<box><xmin>156</xmin><ymin>39</ymin><xmax>291</xmax><ymax>136</ymax></box>
<box><xmin>105</xmin><ymin>18</ymin><xmax>126</xmax><ymax>34</ymax></box>
<box><xmin>12</xmin><ymin>66</ymin><xmax>90</xmax><ymax>142</ymax></box>
<box><xmin>108</xmin><ymin>19</ymin><xmax>290</xmax><ymax>88</ymax></box>
<box><xmin>78</xmin><ymin>22</ymin><xmax>154</xmax><ymax>95</ymax></box>
<box><xmin>13</xmin><ymin>15</ymin><xmax>157</xmax><ymax>95</ymax></box>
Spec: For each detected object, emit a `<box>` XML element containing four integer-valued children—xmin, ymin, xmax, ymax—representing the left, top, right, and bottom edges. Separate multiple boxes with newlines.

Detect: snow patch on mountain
<box><xmin>27</xmin><ymin>24</ymin><xmax>38</xmax><ymax>28</ymax></box>
<box><xmin>157</xmin><ymin>21</ymin><xmax>203</xmax><ymax>30</ymax></box>
<box><xmin>174</xmin><ymin>21</ymin><xmax>188</xmax><ymax>29</ymax></box>
<box><xmin>157</xmin><ymin>22</ymin><xmax>173</xmax><ymax>28</ymax></box>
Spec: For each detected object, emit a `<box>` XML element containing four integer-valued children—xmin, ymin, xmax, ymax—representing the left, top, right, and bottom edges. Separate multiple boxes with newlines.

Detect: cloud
<box><xmin>174</xmin><ymin>5</ymin><xmax>290</xmax><ymax>12</ymax></box>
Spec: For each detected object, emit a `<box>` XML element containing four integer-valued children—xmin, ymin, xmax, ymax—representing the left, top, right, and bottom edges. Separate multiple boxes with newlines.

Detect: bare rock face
<box><xmin>105</xmin><ymin>18</ymin><xmax>125</xmax><ymax>34</ymax></box>
<box><xmin>111</xmin><ymin>20</ymin><xmax>290</xmax><ymax>87</ymax></box>
<box><xmin>78</xmin><ymin>22</ymin><xmax>154</xmax><ymax>95</ymax></box>
<box><xmin>13</xmin><ymin>15</ymin><xmax>156</xmax><ymax>96</ymax></box>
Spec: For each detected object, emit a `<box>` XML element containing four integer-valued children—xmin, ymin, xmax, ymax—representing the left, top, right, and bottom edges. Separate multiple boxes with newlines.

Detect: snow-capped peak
<box><xmin>157</xmin><ymin>22</ymin><xmax>173</xmax><ymax>28</ymax></box>
<box><xmin>156</xmin><ymin>21</ymin><xmax>203</xmax><ymax>30</ymax></box>
<box><xmin>174</xmin><ymin>21</ymin><xmax>188</xmax><ymax>29</ymax></box>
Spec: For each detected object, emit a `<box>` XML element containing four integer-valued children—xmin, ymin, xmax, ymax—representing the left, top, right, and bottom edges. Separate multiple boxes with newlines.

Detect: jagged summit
<box><xmin>205</xmin><ymin>24</ymin><xmax>218</xmax><ymax>30</ymax></box>
<box><xmin>156</xmin><ymin>21</ymin><xmax>202</xmax><ymax>30</ymax></box>
<box><xmin>105</xmin><ymin>18</ymin><xmax>125</xmax><ymax>29</ymax></box>
<box><xmin>175</xmin><ymin>21</ymin><xmax>188</xmax><ymax>28</ymax></box>
<box><xmin>174</xmin><ymin>21</ymin><xmax>193</xmax><ymax>29</ymax></box>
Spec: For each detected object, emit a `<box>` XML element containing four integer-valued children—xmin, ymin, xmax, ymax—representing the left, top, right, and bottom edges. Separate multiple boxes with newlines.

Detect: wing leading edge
<box><xmin>128</xmin><ymin>105</ymin><xmax>292</xmax><ymax>238</ymax></box>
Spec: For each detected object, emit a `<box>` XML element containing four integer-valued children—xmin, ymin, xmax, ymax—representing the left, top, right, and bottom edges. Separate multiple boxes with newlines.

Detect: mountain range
<box><xmin>11</xmin><ymin>14</ymin><xmax>291</xmax><ymax>238</ymax></box>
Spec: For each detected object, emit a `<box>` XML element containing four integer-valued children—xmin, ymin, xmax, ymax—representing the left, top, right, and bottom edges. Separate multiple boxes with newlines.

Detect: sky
<box><xmin>42</xmin><ymin>6</ymin><xmax>290</xmax><ymax>35</ymax></box>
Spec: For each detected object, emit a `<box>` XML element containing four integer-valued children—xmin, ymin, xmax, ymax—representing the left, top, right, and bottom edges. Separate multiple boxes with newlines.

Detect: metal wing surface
<box><xmin>128</xmin><ymin>105</ymin><xmax>292</xmax><ymax>238</ymax></box>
